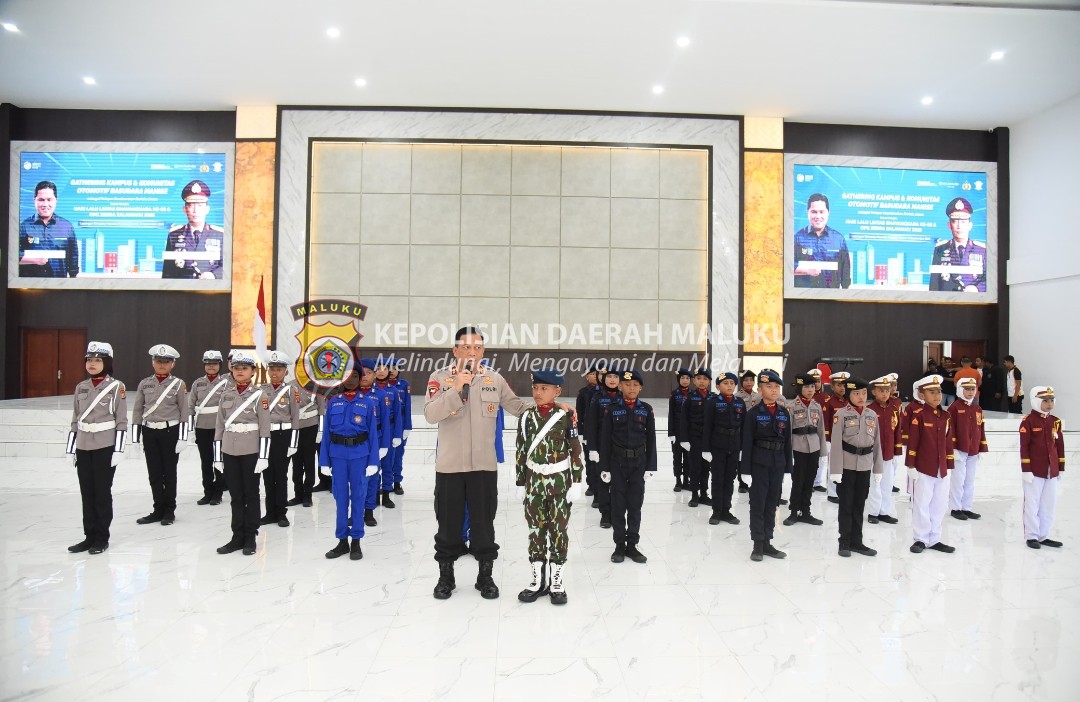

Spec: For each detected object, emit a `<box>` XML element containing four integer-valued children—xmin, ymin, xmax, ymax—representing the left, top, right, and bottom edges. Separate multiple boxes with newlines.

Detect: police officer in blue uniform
<box><xmin>678</xmin><ymin>368</ymin><xmax>715</xmax><ymax>508</ymax></box>
<box><xmin>387</xmin><ymin>357</ymin><xmax>412</xmax><ymax>495</ymax></box>
<box><xmin>587</xmin><ymin>367</ymin><xmax>622</xmax><ymax>529</ymax></box>
<box><xmin>742</xmin><ymin>369</ymin><xmax>793</xmax><ymax>561</ymax></box>
<box><xmin>929</xmin><ymin>197</ymin><xmax>987</xmax><ymax>292</ymax></box>
<box><xmin>320</xmin><ymin>368</ymin><xmax>382</xmax><ymax>561</ymax></box>
<box><xmin>702</xmin><ymin>371</ymin><xmax>746</xmax><ymax>525</ymax></box>
<box><xmin>354</xmin><ymin>359</ymin><xmax>392</xmax><ymax>526</ymax></box>
<box><xmin>599</xmin><ymin>370</ymin><xmax>657</xmax><ymax>564</ymax></box>
<box><xmin>374</xmin><ymin>357</ymin><xmax>404</xmax><ymax>507</ymax></box>
<box><xmin>668</xmin><ymin>368</ymin><xmax>693</xmax><ymax>492</ymax></box>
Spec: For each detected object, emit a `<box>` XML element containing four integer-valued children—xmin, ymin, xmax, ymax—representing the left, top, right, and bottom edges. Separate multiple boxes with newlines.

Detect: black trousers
<box><xmin>789</xmin><ymin>451</ymin><xmax>818</xmax><ymax>515</ymax></box>
<box><xmin>434</xmin><ymin>470</ymin><xmax>498</xmax><ymax>563</ymax></box>
<box><xmin>748</xmin><ymin>460</ymin><xmax>785</xmax><ymax>542</ymax></box>
<box><xmin>224</xmin><ymin>453</ymin><xmax>261</xmax><ymax>542</ymax></box>
<box><xmin>687</xmin><ymin>442</ymin><xmax>711</xmax><ymax>492</ymax></box>
<box><xmin>585</xmin><ymin>444</ymin><xmax>600</xmax><ymax>493</ymax></box>
<box><xmin>195</xmin><ymin>427</ymin><xmax>225</xmax><ymax>498</ymax></box>
<box><xmin>291</xmin><ymin>424</ymin><xmax>318</xmax><ymax>501</ymax></box>
<box><xmin>76</xmin><ymin>447</ymin><xmax>115</xmax><ymax>544</ymax></box>
<box><xmin>837</xmin><ymin>469</ymin><xmax>871</xmax><ymax>548</ymax></box>
<box><xmin>709</xmin><ymin>448</ymin><xmax>739</xmax><ymax>512</ymax></box>
<box><xmin>143</xmin><ymin>425</ymin><xmax>179</xmax><ymax>515</ymax></box>
<box><xmin>671</xmin><ymin>439</ymin><xmax>686</xmax><ymax>480</ymax></box>
<box><xmin>610</xmin><ymin>458</ymin><xmax>646</xmax><ymax>547</ymax></box>
<box><xmin>1008</xmin><ymin>397</ymin><xmax>1024</xmax><ymax>414</ymax></box>
<box><xmin>263</xmin><ymin>430</ymin><xmax>291</xmax><ymax>519</ymax></box>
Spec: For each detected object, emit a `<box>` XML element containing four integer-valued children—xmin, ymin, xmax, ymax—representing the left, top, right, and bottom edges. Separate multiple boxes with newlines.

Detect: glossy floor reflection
<box><xmin>1</xmin><ymin>440</ymin><xmax>1077</xmax><ymax>701</ymax></box>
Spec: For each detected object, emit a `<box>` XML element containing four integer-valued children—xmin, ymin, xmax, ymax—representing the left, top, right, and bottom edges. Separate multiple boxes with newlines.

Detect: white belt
<box><xmin>145</xmin><ymin>420</ymin><xmax>179</xmax><ymax>429</ymax></box>
<box><xmin>226</xmin><ymin>423</ymin><xmax>259</xmax><ymax>434</ymax></box>
<box><xmin>527</xmin><ymin>458</ymin><xmax>571</xmax><ymax>475</ymax></box>
<box><xmin>299</xmin><ymin>409</ymin><xmax>319</xmax><ymax>420</ymax></box>
<box><xmin>78</xmin><ymin>420</ymin><xmax>116</xmax><ymax>433</ymax></box>
<box><xmin>271</xmin><ymin>422</ymin><xmax>293</xmax><ymax>431</ymax></box>
<box><xmin>198</xmin><ymin>406</ymin><xmax>219</xmax><ymax>414</ymax></box>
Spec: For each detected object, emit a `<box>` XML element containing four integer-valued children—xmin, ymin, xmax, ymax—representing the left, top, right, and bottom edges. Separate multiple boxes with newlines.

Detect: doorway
<box><xmin>21</xmin><ymin>328</ymin><xmax>87</xmax><ymax>398</ymax></box>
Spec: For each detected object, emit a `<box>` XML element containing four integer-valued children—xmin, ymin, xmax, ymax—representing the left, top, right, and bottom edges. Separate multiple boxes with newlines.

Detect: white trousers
<box><xmin>912</xmin><ymin>472</ymin><xmax>950</xmax><ymax>546</ymax></box>
<box><xmin>815</xmin><ymin>454</ymin><xmax>828</xmax><ymax>486</ymax></box>
<box><xmin>867</xmin><ymin>457</ymin><xmax>897</xmax><ymax>517</ymax></box>
<box><xmin>1022</xmin><ymin>476</ymin><xmax>1058</xmax><ymax>541</ymax></box>
<box><xmin>950</xmin><ymin>450</ymin><xmax>979</xmax><ymax>511</ymax></box>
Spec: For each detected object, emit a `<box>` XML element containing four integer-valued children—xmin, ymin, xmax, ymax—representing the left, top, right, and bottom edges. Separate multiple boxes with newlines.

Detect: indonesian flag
<box><xmin>253</xmin><ymin>275</ymin><xmax>268</xmax><ymax>364</ymax></box>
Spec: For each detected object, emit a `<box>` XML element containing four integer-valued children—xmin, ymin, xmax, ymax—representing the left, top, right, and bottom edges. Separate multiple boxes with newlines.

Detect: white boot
<box><xmin>548</xmin><ymin>562</ymin><xmax>567</xmax><ymax>605</ymax></box>
<box><xmin>517</xmin><ymin>560</ymin><xmax>547</xmax><ymax>603</ymax></box>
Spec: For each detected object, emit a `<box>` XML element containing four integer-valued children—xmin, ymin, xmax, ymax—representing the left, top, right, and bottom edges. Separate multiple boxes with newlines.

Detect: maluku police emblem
<box><xmin>294</xmin><ymin>320</ymin><xmax>362</xmax><ymax>392</ymax></box>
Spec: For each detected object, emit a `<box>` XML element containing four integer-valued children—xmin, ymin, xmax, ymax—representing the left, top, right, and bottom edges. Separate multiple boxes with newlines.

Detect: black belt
<box><xmin>613</xmin><ymin>445</ymin><xmax>646</xmax><ymax>459</ymax></box>
<box><xmin>842</xmin><ymin>441</ymin><xmax>874</xmax><ymax>456</ymax></box>
<box><xmin>713</xmin><ymin>426</ymin><xmax>738</xmax><ymax>436</ymax></box>
<box><xmin>330</xmin><ymin>432</ymin><xmax>369</xmax><ymax>446</ymax></box>
<box><xmin>792</xmin><ymin>426</ymin><xmax>816</xmax><ymax>436</ymax></box>
<box><xmin>754</xmin><ymin>438</ymin><xmax>785</xmax><ymax>451</ymax></box>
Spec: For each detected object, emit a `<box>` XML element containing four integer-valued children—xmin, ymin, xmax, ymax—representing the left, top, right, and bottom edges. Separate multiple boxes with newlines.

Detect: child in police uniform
<box><xmin>906</xmin><ymin>375</ymin><xmax>957</xmax><ymax>554</ymax></box>
<box><xmin>829</xmin><ymin>377</ymin><xmax>882</xmax><ymax>557</ymax></box>
<box><xmin>948</xmin><ymin>377</ymin><xmax>988</xmax><ymax>521</ymax></box>
<box><xmin>66</xmin><ymin>341</ymin><xmax>127</xmax><ymax>555</ymax></box>
<box><xmin>515</xmin><ymin>370</ymin><xmax>584</xmax><ymax>605</ymax></box>
<box><xmin>188</xmin><ymin>350</ymin><xmax>229</xmax><ymax>506</ymax></box>
<box><xmin>131</xmin><ymin>344</ymin><xmax>189</xmax><ymax>526</ymax></box>
<box><xmin>1020</xmin><ymin>386</ymin><xmax>1064</xmax><ymax>549</ymax></box>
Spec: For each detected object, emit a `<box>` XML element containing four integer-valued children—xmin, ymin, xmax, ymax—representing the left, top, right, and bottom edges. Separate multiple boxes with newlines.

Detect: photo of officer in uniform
<box><xmin>929</xmin><ymin>196</ymin><xmax>986</xmax><ymax>292</ymax></box>
<box><xmin>793</xmin><ymin>193</ymin><xmax>851</xmax><ymax>289</ymax></box>
<box><xmin>162</xmin><ymin>179</ymin><xmax>225</xmax><ymax>279</ymax></box>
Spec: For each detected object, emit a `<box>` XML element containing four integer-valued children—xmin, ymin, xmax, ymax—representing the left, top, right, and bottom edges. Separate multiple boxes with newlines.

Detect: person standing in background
<box><xmin>1004</xmin><ymin>355</ymin><xmax>1024</xmax><ymax>414</ymax></box>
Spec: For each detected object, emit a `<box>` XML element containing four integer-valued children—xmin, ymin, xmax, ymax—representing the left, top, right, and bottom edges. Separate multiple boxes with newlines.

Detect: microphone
<box><xmin>461</xmin><ymin>359</ymin><xmax>474</xmax><ymax>401</ymax></box>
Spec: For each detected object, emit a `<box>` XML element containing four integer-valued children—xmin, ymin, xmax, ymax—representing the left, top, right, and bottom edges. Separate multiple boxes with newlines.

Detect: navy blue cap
<box><xmin>758</xmin><ymin>369</ymin><xmax>782</xmax><ymax>385</ymax></box>
<box><xmin>845</xmin><ymin>376</ymin><xmax>869</xmax><ymax>391</ymax></box>
<box><xmin>945</xmin><ymin>197</ymin><xmax>973</xmax><ymax>218</ymax></box>
<box><xmin>359</xmin><ymin>358</ymin><xmax>376</xmax><ymax>371</ymax></box>
<box><xmin>741</xmin><ymin>370</ymin><xmax>756</xmax><ymax>380</ymax></box>
<box><xmin>676</xmin><ymin>368</ymin><xmax>693</xmax><ymax>378</ymax></box>
<box><xmin>693</xmin><ymin>367</ymin><xmax>712</xmax><ymax>380</ymax></box>
<box><xmin>717</xmin><ymin>372</ymin><xmax>738</xmax><ymax>384</ymax></box>
<box><xmin>620</xmin><ymin>369</ymin><xmax>643</xmax><ymax>385</ymax></box>
<box><xmin>532</xmin><ymin>369</ymin><xmax>564</xmax><ymax>386</ymax></box>
<box><xmin>791</xmin><ymin>373</ymin><xmax>816</xmax><ymax>388</ymax></box>
<box><xmin>603</xmin><ymin>366</ymin><xmax>621</xmax><ymax>378</ymax></box>
<box><xmin>589</xmin><ymin>361</ymin><xmax>606</xmax><ymax>373</ymax></box>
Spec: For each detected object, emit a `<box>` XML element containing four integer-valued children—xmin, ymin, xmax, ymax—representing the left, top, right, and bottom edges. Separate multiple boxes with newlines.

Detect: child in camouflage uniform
<box><xmin>515</xmin><ymin>369</ymin><xmax>584</xmax><ymax>605</ymax></box>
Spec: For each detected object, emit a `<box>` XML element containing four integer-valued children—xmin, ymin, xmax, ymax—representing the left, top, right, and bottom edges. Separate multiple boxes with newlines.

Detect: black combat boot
<box><xmin>433</xmin><ymin>561</ymin><xmax>456</xmax><ymax>599</ymax></box>
<box><xmin>381</xmin><ymin>491</ymin><xmax>396</xmax><ymax>508</ymax></box>
<box><xmin>751</xmin><ymin>540</ymin><xmax>764</xmax><ymax>562</ymax></box>
<box><xmin>364</xmin><ymin>509</ymin><xmax>377</xmax><ymax>527</ymax></box>
<box><xmin>350</xmin><ymin>538</ymin><xmax>363</xmax><ymax>560</ymax></box>
<box><xmin>325</xmin><ymin>538</ymin><xmax>349</xmax><ymax>559</ymax></box>
<box><xmin>475</xmin><ymin>559</ymin><xmax>500</xmax><ymax>599</ymax></box>
<box><xmin>761</xmin><ymin>540</ymin><xmax>787</xmax><ymax>559</ymax></box>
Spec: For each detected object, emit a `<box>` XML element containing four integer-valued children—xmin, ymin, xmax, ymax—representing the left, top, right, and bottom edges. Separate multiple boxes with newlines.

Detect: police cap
<box><xmin>694</xmin><ymin>367</ymin><xmax>712</xmax><ymax>380</ymax></box>
<box><xmin>85</xmin><ymin>341</ymin><xmax>113</xmax><ymax>359</ymax></box>
<box><xmin>621</xmin><ymin>369</ymin><xmax>644</xmax><ymax>385</ymax></box>
<box><xmin>182</xmin><ymin>179</ymin><xmax>211</xmax><ymax>203</ymax></box>
<box><xmin>202</xmin><ymin>349</ymin><xmax>223</xmax><ymax>363</ymax></box>
<box><xmin>758</xmin><ymin>369</ymin><xmax>782</xmax><ymax>385</ymax></box>
<box><xmin>531</xmin><ymin>369</ymin><xmax>564</xmax><ymax>386</ymax></box>
<box><xmin>946</xmin><ymin>197</ymin><xmax>973</xmax><ymax>219</ymax></box>
<box><xmin>266</xmin><ymin>350</ymin><xmax>291</xmax><ymax>367</ymax></box>
<box><xmin>149</xmin><ymin>344</ymin><xmax>179</xmax><ymax>361</ymax></box>
<box><xmin>845</xmin><ymin>377</ymin><xmax>869</xmax><ymax>391</ymax></box>
<box><xmin>676</xmin><ymin>368</ymin><xmax>693</xmax><ymax>379</ymax></box>
<box><xmin>791</xmin><ymin>373</ymin><xmax>817</xmax><ymax>388</ymax></box>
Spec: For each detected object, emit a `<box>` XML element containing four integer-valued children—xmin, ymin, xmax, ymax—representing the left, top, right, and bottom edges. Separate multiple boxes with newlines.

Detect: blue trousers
<box><xmin>332</xmin><ymin>458</ymin><xmax>368</xmax><ymax>540</ymax></box>
<box><xmin>392</xmin><ymin>440</ymin><xmax>406</xmax><ymax>484</ymax></box>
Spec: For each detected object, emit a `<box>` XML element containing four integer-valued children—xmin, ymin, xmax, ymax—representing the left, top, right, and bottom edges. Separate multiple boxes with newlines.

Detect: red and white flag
<box><xmin>253</xmin><ymin>275</ymin><xmax>268</xmax><ymax>364</ymax></box>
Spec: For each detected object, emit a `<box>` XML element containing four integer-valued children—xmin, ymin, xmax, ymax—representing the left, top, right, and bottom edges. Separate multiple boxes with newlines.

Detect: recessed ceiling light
<box><xmin>2</xmin><ymin>22</ymin><xmax>19</xmax><ymax>32</ymax></box>
<box><xmin>990</xmin><ymin>50</ymin><xmax>1005</xmax><ymax>61</ymax></box>
<box><xmin>676</xmin><ymin>36</ymin><xmax>690</xmax><ymax>48</ymax></box>
<box><xmin>354</xmin><ymin>77</ymin><xmax>367</xmax><ymax>88</ymax></box>
<box><xmin>652</xmin><ymin>85</ymin><xmax>664</xmax><ymax>95</ymax></box>
<box><xmin>327</xmin><ymin>27</ymin><xmax>341</xmax><ymax>38</ymax></box>
<box><xmin>921</xmin><ymin>96</ymin><xmax>933</xmax><ymax>106</ymax></box>
<box><xmin>83</xmin><ymin>76</ymin><xmax>96</xmax><ymax>86</ymax></box>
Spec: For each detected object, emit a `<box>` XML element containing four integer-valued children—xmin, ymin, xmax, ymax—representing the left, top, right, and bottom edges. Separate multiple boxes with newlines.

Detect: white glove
<box><xmin>379</xmin><ymin>447</ymin><xmax>388</xmax><ymax>459</ymax></box>
<box><xmin>174</xmin><ymin>437</ymin><xmax>186</xmax><ymax>454</ymax></box>
<box><xmin>702</xmin><ymin>452</ymin><xmax>713</xmax><ymax>462</ymax></box>
<box><xmin>644</xmin><ymin>471</ymin><xmax>655</xmax><ymax>482</ymax></box>
<box><xmin>601</xmin><ymin>471</ymin><xmax>611</xmax><ymax>483</ymax></box>
<box><xmin>71</xmin><ymin>454</ymin><xmax>78</xmax><ymax>467</ymax></box>
<box><xmin>516</xmin><ymin>485</ymin><xmax>526</xmax><ymax>501</ymax></box>
<box><xmin>319</xmin><ymin>465</ymin><xmax>331</xmax><ymax>477</ymax></box>
<box><xmin>214</xmin><ymin>460</ymin><xmax>224</xmax><ymax>472</ymax></box>
<box><xmin>1022</xmin><ymin>472</ymin><xmax>1034</xmax><ymax>485</ymax></box>
<box><xmin>402</xmin><ymin>430</ymin><xmax>410</xmax><ymax>441</ymax></box>
<box><xmin>680</xmin><ymin>442</ymin><xmax>691</xmax><ymax>451</ymax></box>
<box><xmin>287</xmin><ymin>445</ymin><xmax>297</xmax><ymax>457</ymax></box>
<box><xmin>832</xmin><ymin>472</ymin><xmax>842</xmax><ymax>484</ymax></box>
<box><xmin>670</xmin><ymin>439</ymin><xmax>677</xmax><ymax>448</ymax></box>
<box><xmin>110</xmin><ymin>451</ymin><xmax>123</xmax><ymax>467</ymax></box>
<box><xmin>907</xmin><ymin>468</ymin><xmax>918</xmax><ymax>481</ymax></box>
<box><xmin>589</xmin><ymin>451</ymin><xmax>600</xmax><ymax>463</ymax></box>
<box><xmin>392</xmin><ymin>438</ymin><xmax>402</xmax><ymax>447</ymax></box>
<box><xmin>742</xmin><ymin>474</ymin><xmax>752</xmax><ymax>486</ymax></box>
<box><xmin>255</xmin><ymin>458</ymin><xmax>269</xmax><ymax>473</ymax></box>
<box><xmin>315</xmin><ymin>431</ymin><xmax>323</xmax><ymax>443</ymax></box>
<box><xmin>872</xmin><ymin>473</ymin><xmax>882</xmax><ymax>484</ymax></box>
<box><xmin>567</xmin><ymin>482</ymin><xmax>582</xmax><ymax>503</ymax></box>
<box><xmin>366</xmin><ymin>464</ymin><xmax>378</xmax><ymax>477</ymax></box>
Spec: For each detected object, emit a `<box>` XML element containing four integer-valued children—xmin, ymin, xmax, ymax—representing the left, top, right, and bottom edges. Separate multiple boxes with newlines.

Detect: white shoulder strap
<box><xmin>224</xmin><ymin>389</ymin><xmax>263</xmax><ymax>428</ymax></box>
<box><xmin>528</xmin><ymin>409</ymin><xmax>566</xmax><ymax>456</ymax></box>
<box><xmin>144</xmin><ymin>377</ymin><xmax>182</xmax><ymax>419</ymax></box>
<box><xmin>196</xmin><ymin>377</ymin><xmax>229</xmax><ymax>415</ymax></box>
<box><xmin>79</xmin><ymin>379</ymin><xmax>121</xmax><ymax>423</ymax></box>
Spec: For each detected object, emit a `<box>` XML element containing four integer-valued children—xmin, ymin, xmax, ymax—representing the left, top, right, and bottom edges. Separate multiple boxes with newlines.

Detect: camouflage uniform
<box><xmin>515</xmin><ymin>407</ymin><xmax>584</xmax><ymax>564</ymax></box>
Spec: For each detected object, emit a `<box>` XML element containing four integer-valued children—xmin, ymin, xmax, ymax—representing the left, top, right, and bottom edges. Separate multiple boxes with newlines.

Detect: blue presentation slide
<box><xmin>791</xmin><ymin>164</ymin><xmax>989</xmax><ymax>294</ymax></box>
<box><xmin>15</xmin><ymin>151</ymin><xmax>227</xmax><ymax>282</ymax></box>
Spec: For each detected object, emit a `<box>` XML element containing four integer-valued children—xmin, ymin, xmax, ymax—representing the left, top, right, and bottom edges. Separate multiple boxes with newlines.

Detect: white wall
<box><xmin>1009</xmin><ymin>93</ymin><xmax>1080</xmax><ymax>424</ymax></box>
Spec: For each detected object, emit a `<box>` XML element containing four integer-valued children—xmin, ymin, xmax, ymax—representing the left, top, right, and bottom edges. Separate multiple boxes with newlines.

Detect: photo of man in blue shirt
<box><xmin>18</xmin><ymin>180</ymin><xmax>80</xmax><ymax>278</ymax></box>
<box><xmin>793</xmin><ymin>193</ymin><xmax>850</xmax><ymax>289</ymax></box>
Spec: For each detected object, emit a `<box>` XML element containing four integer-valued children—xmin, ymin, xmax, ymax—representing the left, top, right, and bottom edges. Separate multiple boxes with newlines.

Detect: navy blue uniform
<box><xmin>588</xmin><ymin>388</ymin><xmax>621</xmax><ymax>519</ymax></box>
<box><xmin>577</xmin><ymin>382</ymin><xmax>601</xmax><ymax>493</ymax></box>
<box><xmin>741</xmin><ymin>402</ymin><xmax>793</xmax><ymax>542</ymax></box>
<box><xmin>679</xmin><ymin>390</ymin><xmax>715</xmax><ymax>495</ymax></box>
<box><xmin>599</xmin><ymin>397</ymin><xmax>657</xmax><ymax>548</ymax></box>
<box><xmin>668</xmin><ymin>387</ymin><xmax>691</xmax><ymax>483</ymax></box>
<box><xmin>319</xmin><ymin>391</ymin><xmax>381</xmax><ymax>540</ymax></box>
<box><xmin>703</xmin><ymin>393</ymin><xmax>747</xmax><ymax>514</ymax></box>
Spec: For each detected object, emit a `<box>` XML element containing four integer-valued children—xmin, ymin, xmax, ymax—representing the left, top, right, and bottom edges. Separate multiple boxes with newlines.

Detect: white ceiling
<box><xmin>1</xmin><ymin>0</ymin><xmax>1078</xmax><ymax>130</ymax></box>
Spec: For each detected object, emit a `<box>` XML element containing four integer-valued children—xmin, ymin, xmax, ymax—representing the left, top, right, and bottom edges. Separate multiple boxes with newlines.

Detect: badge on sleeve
<box><xmin>428</xmin><ymin>381</ymin><xmax>440</xmax><ymax>399</ymax></box>
<box><xmin>261</xmin><ymin>397</ymin><xmax>270</xmax><ymax>410</ymax></box>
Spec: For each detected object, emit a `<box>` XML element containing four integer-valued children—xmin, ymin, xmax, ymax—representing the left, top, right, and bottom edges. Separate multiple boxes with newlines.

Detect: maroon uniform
<box><xmin>904</xmin><ymin>405</ymin><xmax>955</xmax><ymax>478</ymax></box>
<box><xmin>868</xmin><ymin>399</ymin><xmax>901</xmax><ymax>461</ymax></box>
<box><xmin>1020</xmin><ymin>413</ymin><xmax>1065</xmax><ymax>479</ymax></box>
<box><xmin>948</xmin><ymin>401</ymin><xmax>988</xmax><ymax>457</ymax></box>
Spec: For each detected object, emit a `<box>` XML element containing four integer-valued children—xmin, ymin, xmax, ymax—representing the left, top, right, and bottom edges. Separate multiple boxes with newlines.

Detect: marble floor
<box><xmin>1</xmin><ymin>437</ymin><xmax>1077</xmax><ymax>701</ymax></box>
